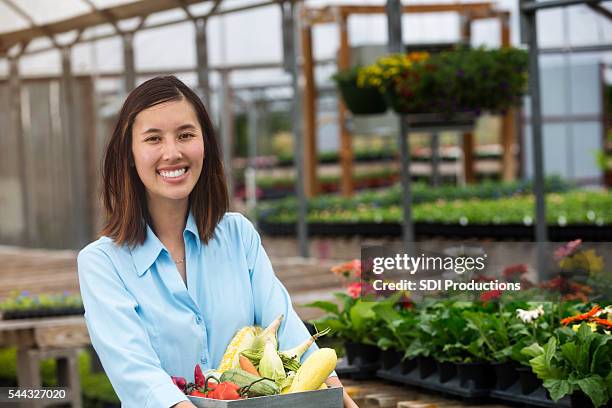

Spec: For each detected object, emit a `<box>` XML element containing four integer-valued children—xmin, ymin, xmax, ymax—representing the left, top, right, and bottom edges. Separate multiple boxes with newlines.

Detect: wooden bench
<box><xmin>0</xmin><ymin>316</ymin><xmax>89</xmax><ymax>407</ymax></box>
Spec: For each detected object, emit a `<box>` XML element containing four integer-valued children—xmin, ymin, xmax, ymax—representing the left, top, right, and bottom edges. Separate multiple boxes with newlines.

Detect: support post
<box><xmin>500</xmin><ymin>12</ymin><xmax>516</xmax><ymax>181</ymax></box>
<box><xmin>301</xmin><ymin>21</ymin><xmax>318</xmax><ymax>197</ymax></box>
<box><xmin>386</xmin><ymin>0</ymin><xmax>415</xmax><ymax>250</ymax></box>
<box><xmin>219</xmin><ymin>69</ymin><xmax>234</xmax><ymax>206</ymax></box>
<box><xmin>460</xmin><ymin>13</ymin><xmax>476</xmax><ymax>184</ymax></box>
<box><xmin>431</xmin><ymin>132</ymin><xmax>441</xmax><ymax>187</ymax></box>
<box><xmin>195</xmin><ymin>18</ymin><xmax>211</xmax><ymax>106</ymax></box>
<box><xmin>246</xmin><ymin>99</ymin><xmax>259</xmax><ymax>226</ymax></box>
<box><xmin>284</xmin><ymin>0</ymin><xmax>309</xmax><ymax>257</ymax></box>
<box><xmin>521</xmin><ymin>0</ymin><xmax>548</xmax><ymax>279</ymax></box>
<box><xmin>61</xmin><ymin>46</ymin><xmax>88</xmax><ymax>248</ymax></box>
<box><xmin>122</xmin><ymin>32</ymin><xmax>136</xmax><ymax>93</ymax></box>
<box><xmin>338</xmin><ymin>13</ymin><xmax>354</xmax><ymax>197</ymax></box>
<box><xmin>462</xmin><ymin>132</ymin><xmax>476</xmax><ymax>183</ymax></box>
<box><xmin>8</xmin><ymin>56</ymin><xmax>31</xmax><ymax>247</ymax></box>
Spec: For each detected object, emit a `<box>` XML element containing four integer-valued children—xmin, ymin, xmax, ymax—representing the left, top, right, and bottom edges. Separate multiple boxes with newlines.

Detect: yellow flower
<box><xmin>572</xmin><ymin>322</ymin><xmax>598</xmax><ymax>332</ymax></box>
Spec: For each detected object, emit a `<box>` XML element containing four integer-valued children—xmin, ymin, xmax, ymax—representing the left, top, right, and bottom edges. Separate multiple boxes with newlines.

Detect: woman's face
<box><xmin>131</xmin><ymin>98</ymin><xmax>204</xmax><ymax>206</ymax></box>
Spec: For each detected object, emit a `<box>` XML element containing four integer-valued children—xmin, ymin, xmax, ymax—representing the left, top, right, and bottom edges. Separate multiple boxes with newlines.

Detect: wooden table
<box><xmin>0</xmin><ymin>316</ymin><xmax>89</xmax><ymax>407</ymax></box>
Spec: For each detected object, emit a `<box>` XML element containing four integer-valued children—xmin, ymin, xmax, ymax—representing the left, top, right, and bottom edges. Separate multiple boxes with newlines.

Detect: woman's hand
<box><xmin>325</xmin><ymin>376</ymin><xmax>360</xmax><ymax>408</ymax></box>
<box><xmin>171</xmin><ymin>400</ymin><xmax>196</xmax><ymax>408</ymax></box>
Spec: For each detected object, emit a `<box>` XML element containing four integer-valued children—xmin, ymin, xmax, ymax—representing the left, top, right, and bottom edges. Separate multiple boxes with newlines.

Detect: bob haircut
<box><xmin>101</xmin><ymin>75</ymin><xmax>229</xmax><ymax>247</ymax></box>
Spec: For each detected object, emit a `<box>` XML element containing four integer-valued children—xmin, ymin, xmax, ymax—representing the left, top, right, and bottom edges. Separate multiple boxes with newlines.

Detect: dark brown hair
<box><xmin>101</xmin><ymin>75</ymin><xmax>228</xmax><ymax>247</ymax></box>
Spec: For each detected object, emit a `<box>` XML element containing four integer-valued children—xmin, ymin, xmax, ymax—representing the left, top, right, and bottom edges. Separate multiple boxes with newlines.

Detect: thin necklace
<box><xmin>175</xmin><ymin>257</ymin><xmax>185</xmax><ymax>265</ymax></box>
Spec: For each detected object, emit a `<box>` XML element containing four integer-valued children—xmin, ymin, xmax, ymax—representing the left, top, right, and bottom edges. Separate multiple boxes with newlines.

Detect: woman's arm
<box><xmin>78</xmin><ymin>245</ymin><xmax>188</xmax><ymax>408</ymax></box>
<box><xmin>325</xmin><ymin>376</ymin><xmax>359</xmax><ymax>408</ymax></box>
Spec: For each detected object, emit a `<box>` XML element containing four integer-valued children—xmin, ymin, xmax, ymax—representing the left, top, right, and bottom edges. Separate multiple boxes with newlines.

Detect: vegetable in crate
<box><xmin>288</xmin><ymin>348</ymin><xmax>337</xmax><ymax>393</ymax></box>
<box><xmin>239</xmin><ymin>355</ymin><xmax>260</xmax><ymax>376</ymax></box>
<box><xmin>219</xmin><ymin>368</ymin><xmax>279</xmax><ymax>397</ymax></box>
<box><xmin>258</xmin><ymin>337</ymin><xmax>286</xmax><ymax>381</ymax></box>
<box><xmin>282</xmin><ymin>327</ymin><xmax>330</xmax><ymax>361</ymax></box>
<box><xmin>240</xmin><ymin>327</ymin><xmax>331</xmax><ymax>372</ymax></box>
<box><xmin>218</xmin><ymin>314</ymin><xmax>283</xmax><ymax>372</ymax></box>
<box><xmin>217</xmin><ymin>326</ymin><xmax>261</xmax><ymax>372</ymax></box>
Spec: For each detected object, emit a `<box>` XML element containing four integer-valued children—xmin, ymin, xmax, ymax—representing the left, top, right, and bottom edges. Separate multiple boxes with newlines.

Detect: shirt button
<box><xmin>201</xmin><ymin>357</ymin><xmax>207</xmax><ymax>364</ymax></box>
<box><xmin>195</xmin><ymin>316</ymin><xmax>202</xmax><ymax>324</ymax></box>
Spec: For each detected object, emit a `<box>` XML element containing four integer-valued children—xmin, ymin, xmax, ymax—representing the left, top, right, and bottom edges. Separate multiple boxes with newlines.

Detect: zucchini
<box><xmin>219</xmin><ymin>368</ymin><xmax>279</xmax><ymax>397</ymax></box>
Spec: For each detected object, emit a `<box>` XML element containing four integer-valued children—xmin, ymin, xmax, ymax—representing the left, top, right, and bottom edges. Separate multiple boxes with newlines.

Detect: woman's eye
<box><xmin>145</xmin><ymin>136</ymin><xmax>160</xmax><ymax>142</ymax></box>
<box><xmin>179</xmin><ymin>133</ymin><xmax>195</xmax><ymax>140</ymax></box>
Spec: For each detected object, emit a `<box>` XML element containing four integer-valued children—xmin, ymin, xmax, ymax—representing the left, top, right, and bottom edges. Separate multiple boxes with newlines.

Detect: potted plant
<box><xmin>357</xmin><ymin>47</ymin><xmax>528</xmax><ymax>119</ymax></box>
<box><xmin>523</xmin><ymin>306</ymin><xmax>612</xmax><ymax>408</ymax></box>
<box><xmin>305</xmin><ymin>260</ymin><xmax>384</xmax><ymax>371</ymax></box>
<box><xmin>371</xmin><ymin>300</ymin><xmax>417</xmax><ymax>373</ymax></box>
<box><xmin>332</xmin><ymin>67</ymin><xmax>387</xmax><ymax>115</ymax></box>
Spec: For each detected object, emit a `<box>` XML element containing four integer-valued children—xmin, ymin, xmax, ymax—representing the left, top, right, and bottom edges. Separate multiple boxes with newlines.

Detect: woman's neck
<box><xmin>147</xmin><ymin>197</ymin><xmax>189</xmax><ymax>244</ymax></box>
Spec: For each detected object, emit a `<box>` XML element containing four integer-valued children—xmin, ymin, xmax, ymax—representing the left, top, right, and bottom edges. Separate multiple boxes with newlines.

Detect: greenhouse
<box><xmin>0</xmin><ymin>0</ymin><xmax>611</xmax><ymax>407</ymax></box>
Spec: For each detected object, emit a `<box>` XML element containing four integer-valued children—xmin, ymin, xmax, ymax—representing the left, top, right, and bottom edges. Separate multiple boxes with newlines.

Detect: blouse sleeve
<box><xmin>77</xmin><ymin>245</ymin><xmax>188</xmax><ymax>408</ymax></box>
<box><xmin>239</xmin><ymin>215</ymin><xmax>320</xmax><ymax>363</ymax></box>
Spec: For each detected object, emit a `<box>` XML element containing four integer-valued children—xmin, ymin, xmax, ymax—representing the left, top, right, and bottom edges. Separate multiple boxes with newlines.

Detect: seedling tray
<box><xmin>188</xmin><ymin>387</ymin><xmax>343</xmax><ymax>408</ymax></box>
<box><xmin>490</xmin><ymin>383</ymin><xmax>570</xmax><ymax>407</ymax></box>
<box><xmin>335</xmin><ymin>358</ymin><xmax>379</xmax><ymax>380</ymax></box>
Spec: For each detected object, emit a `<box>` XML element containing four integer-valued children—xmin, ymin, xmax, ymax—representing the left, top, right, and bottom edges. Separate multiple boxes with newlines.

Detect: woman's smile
<box><xmin>157</xmin><ymin>166</ymin><xmax>189</xmax><ymax>183</ymax></box>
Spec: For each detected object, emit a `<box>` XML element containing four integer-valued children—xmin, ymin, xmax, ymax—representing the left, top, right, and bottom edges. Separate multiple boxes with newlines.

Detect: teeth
<box><xmin>159</xmin><ymin>168</ymin><xmax>186</xmax><ymax>178</ymax></box>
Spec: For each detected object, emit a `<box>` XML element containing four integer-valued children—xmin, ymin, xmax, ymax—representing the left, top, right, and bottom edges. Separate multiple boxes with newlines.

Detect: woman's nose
<box><xmin>162</xmin><ymin>139</ymin><xmax>182</xmax><ymax>160</ymax></box>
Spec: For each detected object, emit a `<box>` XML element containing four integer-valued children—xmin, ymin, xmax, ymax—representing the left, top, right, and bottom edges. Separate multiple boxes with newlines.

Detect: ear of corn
<box><xmin>217</xmin><ymin>326</ymin><xmax>261</xmax><ymax>372</ymax></box>
<box><xmin>288</xmin><ymin>348</ymin><xmax>337</xmax><ymax>393</ymax></box>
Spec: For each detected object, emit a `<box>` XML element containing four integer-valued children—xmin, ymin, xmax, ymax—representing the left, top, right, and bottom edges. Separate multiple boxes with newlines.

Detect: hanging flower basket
<box><xmin>357</xmin><ymin>47</ymin><xmax>529</xmax><ymax>118</ymax></box>
<box><xmin>332</xmin><ymin>68</ymin><xmax>387</xmax><ymax>115</ymax></box>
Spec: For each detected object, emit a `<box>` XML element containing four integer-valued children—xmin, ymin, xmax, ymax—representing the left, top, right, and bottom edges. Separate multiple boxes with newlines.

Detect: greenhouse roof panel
<box><xmin>0</xmin><ymin>0</ymin><xmax>211</xmax><ymax>53</ymax></box>
<box><xmin>8</xmin><ymin>0</ymin><xmax>92</xmax><ymax>26</ymax></box>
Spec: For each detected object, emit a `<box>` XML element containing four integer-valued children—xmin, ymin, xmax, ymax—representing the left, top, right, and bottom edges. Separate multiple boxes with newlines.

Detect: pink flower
<box><xmin>347</xmin><ymin>282</ymin><xmax>363</xmax><ymax>299</ymax></box>
<box><xmin>350</xmin><ymin>259</ymin><xmax>362</xmax><ymax>278</ymax></box>
<box><xmin>554</xmin><ymin>239</ymin><xmax>582</xmax><ymax>260</ymax></box>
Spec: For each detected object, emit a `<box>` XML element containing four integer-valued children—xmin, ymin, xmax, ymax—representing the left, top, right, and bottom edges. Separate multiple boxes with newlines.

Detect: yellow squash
<box><xmin>288</xmin><ymin>348</ymin><xmax>337</xmax><ymax>393</ymax></box>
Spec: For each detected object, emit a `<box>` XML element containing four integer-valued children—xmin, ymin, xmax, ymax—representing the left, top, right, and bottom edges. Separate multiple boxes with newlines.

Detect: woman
<box><xmin>78</xmin><ymin>76</ymin><xmax>358</xmax><ymax>407</ymax></box>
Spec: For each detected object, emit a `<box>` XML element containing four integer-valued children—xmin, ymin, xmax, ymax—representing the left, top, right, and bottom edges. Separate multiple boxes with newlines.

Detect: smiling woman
<box><xmin>77</xmin><ymin>76</ymin><xmax>354</xmax><ymax>408</ymax></box>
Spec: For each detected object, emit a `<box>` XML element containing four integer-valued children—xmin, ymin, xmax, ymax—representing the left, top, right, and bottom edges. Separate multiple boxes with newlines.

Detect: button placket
<box><xmin>200</xmin><ymin>321</ymin><xmax>209</xmax><ymax>366</ymax></box>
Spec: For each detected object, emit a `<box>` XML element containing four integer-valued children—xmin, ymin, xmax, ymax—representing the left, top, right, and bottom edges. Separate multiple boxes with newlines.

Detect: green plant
<box><xmin>354</xmin><ymin>47</ymin><xmax>528</xmax><ymax>115</ymax></box>
<box><xmin>522</xmin><ymin>323</ymin><xmax>612</xmax><ymax>407</ymax></box>
<box><xmin>405</xmin><ymin>300</ymin><xmax>488</xmax><ymax>363</ymax></box>
<box><xmin>371</xmin><ymin>302</ymin><xmax>418</xmax><ymax>353</ymax></box>
<box><xmin>307</xmin><ymin>294</ymin><xmax>382</xmax><ymax>345</ymax></box>
<box><xmin>260</xmin><ymin>189</ymin><xmax>610</xmax><ymax>227</ymax></box>
<box><xmin>0</xmin><ymin>291</ymin><xmax>83</xmax><ymax>312</ymax></box>
<box><xmin>257</xmin><ymin>176</ymin><xmax>574</xmax><ymax>223</ymax></box>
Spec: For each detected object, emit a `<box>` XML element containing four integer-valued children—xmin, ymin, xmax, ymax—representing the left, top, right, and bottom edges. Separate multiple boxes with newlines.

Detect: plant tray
<box><xmin>188</xmin><ymin>387</ymin><xmax>343</xmax><ymax>408</ymax></box>
<box><xmin>0</xmin><ymin>307</ymin><xmax>84</xmax><ymax>320</ymax></box>
<box><xmin>490</xmin><ymin>385</ymin><xmax>570</xmax><ymax>408</ymax></box>
<box><xmin>377</xmin><ymin>365</ymin><xmax>490</xmax><ymax>399</ymax></box>
<box><xmin>378</xmin><ymin>358</ymin><xmax>573</xmax><ymax>407</ymax></box>
<box><xmin>334</xmin><ymin>358</ymin><xmax>379</xmax><ymax>380</ymax></box>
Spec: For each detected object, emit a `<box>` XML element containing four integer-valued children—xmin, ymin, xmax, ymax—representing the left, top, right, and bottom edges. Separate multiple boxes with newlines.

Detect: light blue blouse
<box><xmin>77</xmin><ymin>211</ymin><xmax>319</xmax><ymax>408</ymax></box>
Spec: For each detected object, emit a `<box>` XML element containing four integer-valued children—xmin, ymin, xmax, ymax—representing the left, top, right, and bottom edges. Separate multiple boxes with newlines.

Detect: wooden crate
<box><xmin>188</xmin><ymin>387</ymin><xmax>343</xmax><ymax>407</ymax></box>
